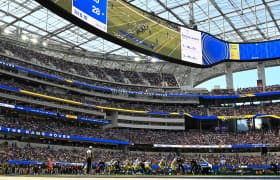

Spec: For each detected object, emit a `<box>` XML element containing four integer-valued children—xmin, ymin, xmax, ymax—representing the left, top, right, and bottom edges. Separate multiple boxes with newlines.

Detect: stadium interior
<box><xmin>0</xmin><ymin>0</ymin><xmax>280</xmax><ymax>177</ymax></box>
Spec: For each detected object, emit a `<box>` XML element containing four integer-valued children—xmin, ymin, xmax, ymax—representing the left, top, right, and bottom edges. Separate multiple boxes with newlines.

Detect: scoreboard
<box><xmin>72</xmin><ymin>0</ymin><xmax>108</xmax><ymax>32</ymax></box>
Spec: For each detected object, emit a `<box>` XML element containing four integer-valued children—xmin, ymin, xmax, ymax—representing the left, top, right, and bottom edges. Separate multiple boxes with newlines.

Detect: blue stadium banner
<box><xmin>0</xmin><ymin>126</ymin><xmax>130</xmax><ymax>145</ymax></box>
<box><xmin>0</xmin><ymin>101</ymin><xmax>110</xmax><ymax>125</ymax></box>
<box><xmin>8</xmin><ymin>160</ymin><xmax>43</xmax><ymax>165</ymax></box>
<box><xmin>0</xmin><ymin>61</ymin><xmax>15</xmax><ymax>68</ymax></box>
<box><xmin>72</xmin><ymin>0</ymin><xmax>108</xmax><ymax>32</ymax></box>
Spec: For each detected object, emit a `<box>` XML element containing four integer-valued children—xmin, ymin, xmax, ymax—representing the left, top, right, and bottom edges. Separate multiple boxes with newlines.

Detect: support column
<box><xmin>225</xmin><ymin>63</ymin><xmax>233</xmax><ymax>89</ymax></box>
<box><xmin>103</xmin><ymin>110</ymin><xmax>118</xmax><ymax>129</ymax></box>
<box><xmin>189</xmin><ymin>0</ymin><xmax>195</xmax><ymax>28</ymax></box>
<box><xmin>257</xmin><ymin>62</ymin><xmax>266</xmax><ymax>89</ymax></box>
<box><xmin>16</xmin><ymin>27</ymin><xmax>22</xmax><ymax>40</ymax></box>
<box><xmin>123</xmin><ymin>145</ymin><xmax>129</xmax><ymax>155</ymax></box>
<box><xmin>185</xmin><ymin>68</ymin><xmax>194</xmax><ymax>88</ymax></box>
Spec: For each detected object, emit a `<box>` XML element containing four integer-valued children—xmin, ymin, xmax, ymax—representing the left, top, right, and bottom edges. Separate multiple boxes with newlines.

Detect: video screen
<box><xmin>237</xmin><ymin>119</ymin><xmax>249</xmax><ymax>132</ymax></box>
<box><xmin>49</xmin><ymin>0</ymin><xmax>280</xmax><ymax>66</ymax></box>
<box><xmin>72</xmin><ymin>0</ymin><xmax>108</xmax><ymax>32</ymax></box>
<box><xmin>254</xmin><ymin>118</ymin><xmax>263</xmax><ymax>130</ymax></box>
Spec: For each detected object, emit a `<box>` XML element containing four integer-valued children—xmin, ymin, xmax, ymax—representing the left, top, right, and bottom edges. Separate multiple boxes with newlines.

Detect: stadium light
<box><xmin>3</xmin><ymin>27</ymin><xmax>11</xmax><ymax>35</ymax></box>
<box><xmin>30</xmin><ymin>37</ymin><xmax>38</xmax><ymax>44</ymax></box>
<box><xmin>21</xmin><ymin>34</ymin><xmax>29</xmax><ymax>41</ymax></box>
<box><xmin>151</xmin><ymin>57</ymin><xmax>158</xmax><ymax>63</ymax></box>
<box><xmin>42</xmin><ymin>41</ymin><xmax>48</xmax><ymax>47</ymax></box>
<box><xmin>134</xmin><ymin>57</ymin><xmax>140</xmax><ymax>62</ymax></box>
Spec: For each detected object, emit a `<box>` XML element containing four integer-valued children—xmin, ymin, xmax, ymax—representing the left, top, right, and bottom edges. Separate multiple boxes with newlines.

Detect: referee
<box><xmin>86</xmin><ymin>146</ymin><xmax>93</xmax><ymax>174</ymax></box>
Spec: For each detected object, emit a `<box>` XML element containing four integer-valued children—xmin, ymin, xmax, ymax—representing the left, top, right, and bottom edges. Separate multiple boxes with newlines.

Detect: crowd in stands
<box><xmin>3</xmin><ymin>78</ymin><xmax>280</xmax><ymax>117</ymax></box>
<box><xmin>0</xmin><ymin>113</ymin><xmax>279</xmax><ymax>145</ymax></box>
<box><xmin>2</xmin><ymin>75</ymin><xmax>280</xmax><ymax>117</ymax></box>
<box><xmin>0</xmin><ymin>49</ymin><xmax>183</xmax><ymax>95</ymax></box>
<box><xmin>122</xmin><ymin>70</ymin><xmax>144</xmax><ymax>85</ymax></box>
<box><xmin>206</xmin><ymin>103</ymin><xmax>276</xmax><ymax>117</ymax></box>
<box><xmin>208</xmin><ymin>105</ymin><xmax>264</xmax><ymax>116</ymax></box>
<box><xmin>211</xmin><ymin>89</ymin><xmax>236</xmax><ymax>96</ymax></box>
<box><xmin>264</xmin><ymin>103</ymin><xmax>280</xmax><ymax>115</ymax></box>
<box><xmin>238</xmin><ymin>85</ymin><xmax>280</xmax><ymax>94</ymax></box>
<box><xmin>0</xmin><ymin>115</ymin><xmax>126</xmax><ymax>141</ymax></box>
<box><xmin>0</xmin><ymin>40</ymin><xmax>179</xmax><ymax>88</ymax></box>
<box><xmin>0</xmin><ymin>141</ymin><xmax>279</xmax><ymax>175</ymax></box>
<box><xmin>265</xmin><ymin>85</ymin><xmax>280</xmax><ymax>92</ymax></box>
<box><xmin>237</xmin><ymin>87</ymin><xmax>264</xmax><ymax>94</ymax></box>
<box><xmin>0</xmin><ymin>39</ymin><xmax>280</xmax><ymax>144</ymax></box>
<box><xmin>2</xmin><ymin>38</ymin><xmax>280</xmax><ymax>99</ymax></box>
<box><xmin>211</xmin><ymin>85</ymin><xmax>280</xmax><ymax>96</ymax></box>
<box><xmin>2</xmin><ymin>41</ymin><xmax>280</xmax><ymax>97</ymax></box>
<box><xmin>0</xmin><ymin>75</ymin><xmax>203</xmax><ymax>115</ymax></box>
<box><xmin>208</xmin><ymin>107</ymin><xmax>234</xmax><ymax>116</ymax></box>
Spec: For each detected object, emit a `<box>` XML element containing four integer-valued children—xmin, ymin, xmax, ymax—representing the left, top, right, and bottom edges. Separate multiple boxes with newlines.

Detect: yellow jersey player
<box><xmin>159</xmin><ymin>157</ymin><xmax>166</xmax><ymax>175</ymax></box>
<box><xmin>123</xmin><ymin>159</ymin><xmax>133</xmax><ymax>174</ymax></box>
<box><xmin>171</xmin><ymin>157</ymin><xmax>177</xmax><ymax>175</ymax></box>
<box><xmin>144</xmin><ymin>160</ymin><xmax>152</xmax><ymax>174</ymax></box>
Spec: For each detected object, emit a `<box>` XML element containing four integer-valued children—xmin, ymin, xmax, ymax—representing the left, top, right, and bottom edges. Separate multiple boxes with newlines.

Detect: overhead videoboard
<box><xmin>37</xmin><ymin>0</ymin><xmax>280</xmax><ymax>67</ymax></box>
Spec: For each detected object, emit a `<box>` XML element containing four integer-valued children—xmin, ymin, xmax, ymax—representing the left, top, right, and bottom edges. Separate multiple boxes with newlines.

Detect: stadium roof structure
<box><xmin>0</xmin><ymin>0</ymin><xmax>280</xmax><ymax>87</ymax></box>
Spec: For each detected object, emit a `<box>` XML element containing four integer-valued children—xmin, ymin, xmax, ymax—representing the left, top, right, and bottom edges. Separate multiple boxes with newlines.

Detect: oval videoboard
<box><xmin>36</xmin><ymin>0</ymin><xmax>280</xmax><ymax>67</ymax></box>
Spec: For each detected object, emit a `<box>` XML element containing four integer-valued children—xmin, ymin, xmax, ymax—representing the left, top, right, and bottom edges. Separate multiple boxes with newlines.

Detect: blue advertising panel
<box><xmin>202</xmin><ymin>33</ymin><xmax>230</xmax><ymax>65</ymax></box>
<box><xmin>239</xmin><ymin>40</ymin><xmax>280</xmax><ymax>60</ymax></box>
<box><xmin>72</xmin><ymin>0</ymin><xmax>108</xmax><ymax>32</ymax></box>
<box><xmin>0</xmin><ymin>126</ymin><xmax>130</xmax><ymax>145</ymax></box>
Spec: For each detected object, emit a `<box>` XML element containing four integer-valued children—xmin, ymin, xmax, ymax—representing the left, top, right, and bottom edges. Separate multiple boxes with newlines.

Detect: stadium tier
<box><xmin>0</xmin><ymin>40</ymin><xmax>179</xmax><ymax>89</ymax></box>
<box><xmin>0</xmin><ymin>110</ymin><xmax>277</xmax><ymax>143</ymax></box>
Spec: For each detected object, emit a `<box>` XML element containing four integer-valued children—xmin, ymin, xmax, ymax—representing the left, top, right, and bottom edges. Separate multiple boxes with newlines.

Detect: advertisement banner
<box><xmin>181</xmin><ymin>27</ymin><xmax>202</xmax><ymax>64</ymax></box>
<box><xmin>229</xmin><ymin>43</ymin><xmax>240</xmax><ymax>60</ymax></box>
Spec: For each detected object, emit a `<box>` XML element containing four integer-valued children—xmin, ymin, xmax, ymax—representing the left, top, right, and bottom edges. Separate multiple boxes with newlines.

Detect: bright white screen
<box><xmin>181</xmin><ymin>27</ymin><xmax>202</xmax><ymax>64</ymax></box>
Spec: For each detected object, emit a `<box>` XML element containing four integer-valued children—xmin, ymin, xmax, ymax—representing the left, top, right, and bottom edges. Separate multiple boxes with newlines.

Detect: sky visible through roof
<box><xmin>197</xmin><ymin>66</ymin><xmax>280</xmax><ymax>90</ymax></box>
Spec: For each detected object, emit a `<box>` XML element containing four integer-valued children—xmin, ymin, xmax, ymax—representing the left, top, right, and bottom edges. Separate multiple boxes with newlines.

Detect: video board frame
<box><xmin>36</xmin><ymin>0</ymin><xmax>280</xmax><ymax>68</ymax></box>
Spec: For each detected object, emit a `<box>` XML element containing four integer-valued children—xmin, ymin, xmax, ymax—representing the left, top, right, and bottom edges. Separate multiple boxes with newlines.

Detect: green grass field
<box><xmin>52</xmin><ymin>0</ymin><xmax>182</xmax><ymax>59</ymax></box>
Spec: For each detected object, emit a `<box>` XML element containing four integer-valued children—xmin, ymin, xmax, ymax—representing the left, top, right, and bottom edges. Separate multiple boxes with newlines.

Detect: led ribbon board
<box><xmin>38</xmin><ymin>0</ymin><xmax>280</xmax><ymax>67</ymax></box>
